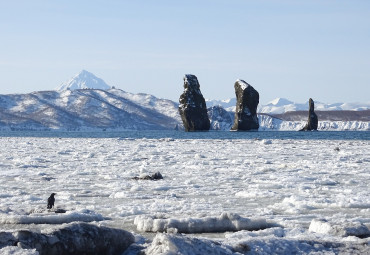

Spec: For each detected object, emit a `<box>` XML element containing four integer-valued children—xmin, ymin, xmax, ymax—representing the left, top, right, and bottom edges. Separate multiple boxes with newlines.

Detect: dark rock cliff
<box><xmin>179</xmin><ymin>74</ymin><xmax>210</xmax><ymax>131</ymax></box>
<box><xmin>231</xmin><ymin>80</ymin><xmax>259</xmax><ymax>131</ymax></box>
<box><xmin>300</xmin><ymin>98</ymin><xmax>318</xmax><ymax>131</ymax></box>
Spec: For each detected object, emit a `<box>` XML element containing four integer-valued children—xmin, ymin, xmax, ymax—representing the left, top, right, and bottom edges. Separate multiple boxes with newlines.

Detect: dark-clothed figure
<box><xmin>47</xmin><ymin>193</ymin><xmax>56</xmax><ymax>209</ymax></box>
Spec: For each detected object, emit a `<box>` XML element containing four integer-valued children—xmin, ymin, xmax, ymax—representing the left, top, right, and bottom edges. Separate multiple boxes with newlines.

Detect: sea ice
<box><xmin>0</xmin><ymin>209</ymin><xmax>103</xmax><ymax>225</ymax></box>
<box><xmin>0</xmin><ymin>135</ymin><xmax>369</xmax><ymax>253</ymax></box>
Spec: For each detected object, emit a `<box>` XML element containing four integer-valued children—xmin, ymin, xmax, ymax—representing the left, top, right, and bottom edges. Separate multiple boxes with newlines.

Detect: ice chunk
<box><xmin>145</xmin><ymin>233</ymin><xmax>234</xmax><ymax>255</ymax></box>
<box><xmin>309</xmin><ymin>218</ymin><xmax>370</xmax><ymax>238</ymax></box>
<box><xmin>0</xmin><ymin>210</ymin><xmax>103</xmax><ymax>224</ymax></box>
<box><xmin>224</xmin><ymin>227</ymin><xmax>370</xmax><ymax>254</ymax></box>
<box><xmin>0</xmin><ymin>246</ymin><xmax>39</xmax><ymax>255</ymax></box>
<box><xmin>134</xmin><ymin>213</ymin><xmax>268</xmax><ymax>233</ymax></box>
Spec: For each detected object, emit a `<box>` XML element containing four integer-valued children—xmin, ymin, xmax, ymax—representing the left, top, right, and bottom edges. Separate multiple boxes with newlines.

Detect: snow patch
<box><xmin>236</xmin><ymin>79</ymin><xmax>249</xmax><ymax>90</ymax></box>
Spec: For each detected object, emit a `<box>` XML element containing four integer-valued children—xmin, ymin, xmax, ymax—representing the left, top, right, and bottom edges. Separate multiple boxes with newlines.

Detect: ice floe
<box><xmin>0</xmin><ymin>209</ymin><xmax>103</xmax><ymax>224</ymax></box>
<box><xmin>309</xmin><ymin>218</ymin><xmax>370</xmax><ymax>238</ymax></box>
<box><xmin>134</xmin><ymin>213</ymin><xmax>268</xmax><ymax>233</ymax></box>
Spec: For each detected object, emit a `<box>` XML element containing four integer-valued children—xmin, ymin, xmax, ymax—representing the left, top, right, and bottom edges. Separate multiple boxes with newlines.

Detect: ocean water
<box><xmin>1</xmin><ymin>130</ymin><xmax>369</xmax><ymax>140</ymax></box>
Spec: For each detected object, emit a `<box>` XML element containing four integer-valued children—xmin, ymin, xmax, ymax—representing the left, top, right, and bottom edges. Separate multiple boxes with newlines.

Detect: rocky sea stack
<box><xmin>179</xmin><ymin>74</ymin><xmax>210</xmax><ymax>131</ymax></box>
<box><xmin>231</xmin><ymin>79</ymin><xmax>259</xmax><ymax>131</ymax></box>
<box><xmin>300</xmin><ymin>98</ymin><xmax>318</xmax><ymax>131</ymax></box>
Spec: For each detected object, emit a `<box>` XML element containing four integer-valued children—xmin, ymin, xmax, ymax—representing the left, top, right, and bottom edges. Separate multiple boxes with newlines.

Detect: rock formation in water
<box><xmin>299</xmin><ymin>98</ymin><xmax>318</xmax><ymax>131</ymax></box>
<box><xmin>0</xmin><ymin>223</ymin><xmax>134</xmax><ymax>255</ymax></box>
<box><xmin>231</xmin><ymin>80</ymin><xmax>259</xmax><ymax>131</ymax></box>
<box><xmin>179</xmin><ymin>74</ymin><xmax>210</xmax><ymax>131</ymax></box>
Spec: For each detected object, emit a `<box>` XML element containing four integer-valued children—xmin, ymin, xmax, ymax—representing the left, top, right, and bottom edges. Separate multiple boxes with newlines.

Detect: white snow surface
<box><xmin>57</xmin><ymin>70</ymin><xmax>111</xmax><ymax>90</ymax></box>
<box><xmin>235</xmin><ymin>79</ymin><xmax>249</xmax><ymax>90</ymax></box>
<box><xmin>0</xmin><ymin>135</ymin><xmax>369</xmax><ymax>253</ymax></box>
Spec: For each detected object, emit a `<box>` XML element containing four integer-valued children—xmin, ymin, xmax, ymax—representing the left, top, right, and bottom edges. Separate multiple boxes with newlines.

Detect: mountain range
<box><xmin>206</xmin><ymin>97</ymin><xmax>370</xmax><ymax>114</ymax></box>
<box><xmin>0</xmin><ymin>70</ymin><xmax>369</xmax><ymax>131</ymax></box>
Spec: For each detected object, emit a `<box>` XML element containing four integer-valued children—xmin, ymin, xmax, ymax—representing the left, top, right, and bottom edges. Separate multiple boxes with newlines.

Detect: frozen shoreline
<box><xmin>0</xmin><ymin>135</ymin><xmax>369</xmax><ymax>254</ymax></box>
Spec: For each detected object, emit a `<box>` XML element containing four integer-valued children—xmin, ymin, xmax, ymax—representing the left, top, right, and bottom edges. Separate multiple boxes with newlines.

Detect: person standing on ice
<box><xmin>47</xmin><ymin>193</ymin><xmax>56</xmax><ymax>209</ymax></box>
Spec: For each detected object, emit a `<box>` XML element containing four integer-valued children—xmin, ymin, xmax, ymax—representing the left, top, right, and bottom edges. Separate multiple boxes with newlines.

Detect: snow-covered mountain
<box><xmin>0</xmin><ymin>88</ymin><xmax>181</xmax><ymax>131</ymax></box>
<box><xmin>2</xmin><ymin>70</ymin><xmax>180</xmax><ymax>130</ymax></box>
<box><xmin>205</xmin><ymin>97</ymin><xmax>370</xmax><ymax>131</ymax></box>
<box><xmin>206</xmin><ymin>97</ymin><xmax>370</xmax><ymax>114</ymax></box>
<box><xmin>259</xmin><ymin>98</ymin><xmax>370</xmax><ymax>114</ymax></box>
<box><xmin>205</xmin><ymin>98</ymin><xmax>236</xmax><ymax>112</ymax></box>
<box><xmin>57</xmin><ymin>70</ymin><xmax>111</xmax><ymax>90</ymax></box>
<box><xmin>1</xmin><ymin>70</ymin><xmax>182</xmax><ymax>131</ymax></box>
<box><xmin>1</xmin><ymin>71</ymin><xmax>369</xmax><ymax>131</ymax></box>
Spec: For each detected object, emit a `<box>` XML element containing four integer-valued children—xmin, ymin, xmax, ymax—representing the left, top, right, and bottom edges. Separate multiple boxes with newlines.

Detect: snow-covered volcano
<box><xmin>57</xmin><ymin>70</ymin><xmax>111</xmax><ymax>90</ymax></box>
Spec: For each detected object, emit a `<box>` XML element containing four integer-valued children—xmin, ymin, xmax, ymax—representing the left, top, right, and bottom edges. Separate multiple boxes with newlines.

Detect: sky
<box><xmin>0</xmin><ymin>0</ymin><xmax>369</xmax><ymax>104</ymax></box>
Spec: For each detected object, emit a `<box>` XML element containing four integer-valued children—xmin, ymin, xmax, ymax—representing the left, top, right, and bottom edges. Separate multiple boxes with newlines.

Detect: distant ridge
<box><xmin>57</xmin><ymin>70</ymin><xmax>111</xmax><ymax>91</ymax></box>
<box><xmin>268</xmin><ymin>110</ymin><xmax>370</xmax><ymax>122</ymax></box>
<box><xmin>206</xmin><ymin>97</ymin><xmax>370</xmax><ymax>114</ymax></box>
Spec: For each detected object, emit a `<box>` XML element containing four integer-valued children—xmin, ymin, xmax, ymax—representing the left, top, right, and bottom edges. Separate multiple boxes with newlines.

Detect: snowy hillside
<box><xmin>0</xmin><ymin>89</ymin><xmax>181</xmax><ymax>131</ymax></box>
<box><xmin>0</xmin><ymin>70</ymin><xmax>182</xmax><ymax>131</ymax></box>
<box><xmin>206</xmin><ymin>98</ymin><xmax>236</xmax><ymax>112</ymax></box>
<box><xmin>57</xmin><ymin>70</ymin><xmax>111</xmax><ymax>90</ymax></box>
<box><xmin>206</xmin><ymin>97</ymin><xmax>370</xmax><ymax>114</ymax></box>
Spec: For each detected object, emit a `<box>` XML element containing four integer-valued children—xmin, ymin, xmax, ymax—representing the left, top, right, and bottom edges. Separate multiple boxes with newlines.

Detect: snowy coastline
<box><xmin>1</xmin><ymin>118</ymin><xmax>370</xmax><ymax>132</ymax></box>
<box><xmin>258</xmin><ymin>115</ymin><xmax>370</xmax><ymax>131</ymax></box>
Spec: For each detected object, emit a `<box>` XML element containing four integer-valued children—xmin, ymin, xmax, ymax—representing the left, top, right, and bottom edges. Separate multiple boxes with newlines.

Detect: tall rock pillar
<box><xmin>231</xmin><ymin>79</ymin><xmax>259</xmax><ymax>131</ymax></box>
<box><xmin>178</xmin><ymin>74</ymin><xmax>210</xmax><ymax>131</ymax></box>
<box><xmin>300</xmin><ymin>98</ymin><xmax>318</xmax><ymax>131</ymax></box>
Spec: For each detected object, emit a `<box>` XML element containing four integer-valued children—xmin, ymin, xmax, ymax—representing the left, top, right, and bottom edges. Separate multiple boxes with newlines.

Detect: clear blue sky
<box><xmin>0</xmin><ymin>0</ymin><xmax>369</xmax><ymax>104</ymax></box>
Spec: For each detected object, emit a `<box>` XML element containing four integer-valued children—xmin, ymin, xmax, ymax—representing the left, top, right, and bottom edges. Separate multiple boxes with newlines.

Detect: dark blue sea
<box><xmin>0</xmin><ymin>130</ymin><xmax>369</xmax><ymax>140</ymax></box>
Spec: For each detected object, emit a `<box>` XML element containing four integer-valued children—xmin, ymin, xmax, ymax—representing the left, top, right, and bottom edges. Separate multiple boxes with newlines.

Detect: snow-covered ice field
<box><xmin>0</xmin><ymin>131</ymin><xmax>369</xmax><ymax>254</ymax></box>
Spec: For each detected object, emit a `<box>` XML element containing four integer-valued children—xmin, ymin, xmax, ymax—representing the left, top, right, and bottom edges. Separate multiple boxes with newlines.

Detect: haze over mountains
<box><xmin>0</xmin><ymin>70</ymin><xmax>369</xmax><ymax>131</ymax></box>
